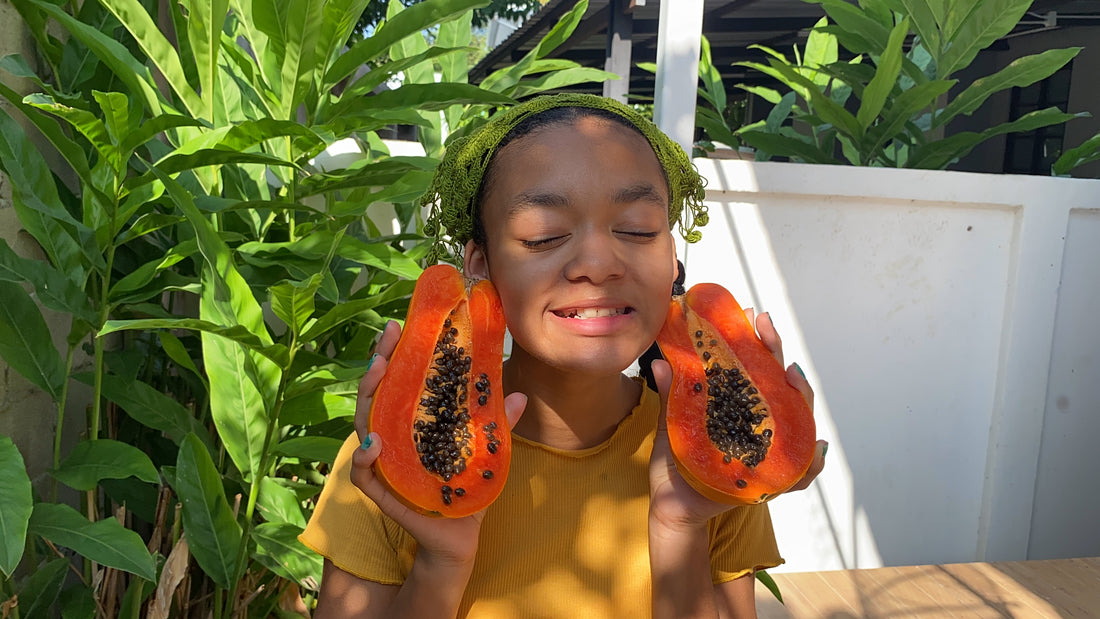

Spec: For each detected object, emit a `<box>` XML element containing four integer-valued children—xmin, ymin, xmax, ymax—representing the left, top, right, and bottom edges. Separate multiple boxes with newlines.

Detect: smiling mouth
<box><xmin>553</xmin><ymin>307</ymin><xmax>633</xmax><ymax>319</ymax></box>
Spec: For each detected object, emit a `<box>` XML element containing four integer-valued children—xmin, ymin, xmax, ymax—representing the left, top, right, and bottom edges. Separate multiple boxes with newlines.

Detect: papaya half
<box><xmin>369</xmin><ymin>264</ymin><xmax>509</xmax><ymax>518</ymax></box>
<box><xmin>657</xmin><ymin>283</ymin><xmax>816</xmax><ymax>505</ymax></box>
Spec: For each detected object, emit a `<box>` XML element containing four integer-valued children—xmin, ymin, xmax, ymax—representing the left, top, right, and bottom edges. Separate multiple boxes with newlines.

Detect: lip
<box><xmin>549</xmin><ymin>298</ymin><xmax>636</xmax><ymax>336</ymax></box>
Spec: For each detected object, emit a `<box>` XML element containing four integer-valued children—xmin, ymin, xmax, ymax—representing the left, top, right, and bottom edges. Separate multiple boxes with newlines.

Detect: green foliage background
<box><xmin>0</xmin><ymin>0</ymin><xmax>609</xmax><ymax>615</ymax></box>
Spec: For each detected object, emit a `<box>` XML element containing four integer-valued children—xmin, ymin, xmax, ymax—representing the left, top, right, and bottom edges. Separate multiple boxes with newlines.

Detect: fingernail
<box><xmin>367</xmin><ymin>353</ymin><xmax>379</xmax><ymax>370</ymax></box>
<box><xmin>360</xmin><ymin>433</ymin><xmax>374</xmax><ymax>451</ymax></box>
<box><xmin>822</xmin><ymin>442</ymin><xmax>829</xmax><ymax>458</ymax></box>
<box><xmin>794</xmin><ymin>362</ymin><xmax>806</xmax><ymax>380</ymax></box>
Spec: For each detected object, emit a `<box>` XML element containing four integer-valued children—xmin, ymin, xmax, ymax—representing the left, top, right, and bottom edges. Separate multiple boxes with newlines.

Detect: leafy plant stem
<box><xmin>224</xmin><ymin>346</ymin><xmax>295</xmax><ymax>617</ymax></box>
<box><xmin>51</xmin><ymin>342</ymin><xmax>77</xmax><ymax>501</ymax></box>
<box><xmin>1</xmin><ymin>575</ymin><xmax>19</xmax><ymax>619</ymax></box>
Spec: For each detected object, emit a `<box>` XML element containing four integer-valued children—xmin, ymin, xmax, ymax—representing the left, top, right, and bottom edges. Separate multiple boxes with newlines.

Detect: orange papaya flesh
<box><xmin>657</xmin><ymin>283</ymin><xmax>816</xmax><ymax>505</ymax></box>
<box><xmin>368</xmin><ymin>264</ymin><xmax>509</xmax><ymax>518</ymax></box>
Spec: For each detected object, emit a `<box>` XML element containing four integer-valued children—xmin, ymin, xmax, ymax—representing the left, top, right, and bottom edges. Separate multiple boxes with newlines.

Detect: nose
<box><xmin>562</xmin><ymin>228</ymin><xmax>626</xmax><ymax>285</ymax></box>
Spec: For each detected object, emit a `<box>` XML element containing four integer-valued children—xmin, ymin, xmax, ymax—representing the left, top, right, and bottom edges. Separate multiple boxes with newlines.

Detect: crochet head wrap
<box><xmin>421</xmin><ymin>93</ymin><xmax>708</xmax><ymax>263</ymax></box>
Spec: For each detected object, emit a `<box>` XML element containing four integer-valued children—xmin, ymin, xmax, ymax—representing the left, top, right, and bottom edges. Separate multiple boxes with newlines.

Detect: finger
<box><xmin>348</xmin><ymin>433</ymin><xmax>417</xmax><ymax>520</ymax></box>
<box><xmin>375</xmin><ymin>320</ymin><xmax>401</xmax><ymax>360</ymax></box>
<box><xmin>744</xmin><ymin>307</ymin><xmax>755</xmax><ymax>327</ymax></box>
<box><xmin>503</xmin><ymin>392</ymin><xmax>528</xmax><ymax>430</ymax></box>
<box><xmin>355</xmin><ymin>354</ymin><xmax>390</xmax><ymax>440</ymax></box>
<box><xmin>756</xmin><ymin>312</ymin><xmax>783</xmax><ymax>366</ymax></box>
<box><xmin>788</xmin><ymin>440</ymin><xmax>827</xmax><ymax>492</ymax></box>
<box><xmin>651</xmin><ymin>359</ymin><xmax>673</xmax><ymax>434</ymax></box>
<box><xmin>785</xmin><ymin>362</ymin><xmax>814</xmax><ymax>411</ymax></box>
<box><xmin>348</xmin><ymin>431</ymin><xmax>382</xmax><ymax>491</ymax></box>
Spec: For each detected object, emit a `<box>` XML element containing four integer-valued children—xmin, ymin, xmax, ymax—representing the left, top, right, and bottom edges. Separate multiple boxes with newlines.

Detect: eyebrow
<box><xmin>613</xmin><ymin>183</ymin><xmax>667</xmax><ymax>208</ymax></box>
<box><xmin>506</xmin><ymin>183</ymin><xmax>667</xmax><ymax>216</ymax></box>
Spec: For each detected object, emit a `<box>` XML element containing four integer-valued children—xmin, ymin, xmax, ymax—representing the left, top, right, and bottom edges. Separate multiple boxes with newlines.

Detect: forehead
<box><xmin>483</xmin><ymin>116</ymin><xmax>668</xmax><ymax>207</ymax></box>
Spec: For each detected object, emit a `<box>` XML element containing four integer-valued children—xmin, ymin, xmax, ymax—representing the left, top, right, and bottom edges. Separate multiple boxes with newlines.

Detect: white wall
<box><xmin>689</xmin><ymin>159</ymin><xmax>1100</xmax><ymax>571</ymax></box>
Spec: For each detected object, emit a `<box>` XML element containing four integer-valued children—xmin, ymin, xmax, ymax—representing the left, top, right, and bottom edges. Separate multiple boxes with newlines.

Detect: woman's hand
<box><xmin>648</xmin><ymin>310</ymin><xmax>826</xmax><ymax>529</ymax></box>
<box><xmin>349</xmin><ymin>320</ymin><xmax>528</xmax><ymax>568</ymax></box>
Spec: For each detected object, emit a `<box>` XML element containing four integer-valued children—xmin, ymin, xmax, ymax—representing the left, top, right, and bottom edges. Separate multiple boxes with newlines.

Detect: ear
<box><xmin>463</xmin><ymin>239</ymin><xmax>490</xmax><ymax>280</ymax></box>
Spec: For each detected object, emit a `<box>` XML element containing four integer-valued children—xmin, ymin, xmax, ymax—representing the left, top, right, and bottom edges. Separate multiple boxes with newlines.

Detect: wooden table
<box><xmin>754</xmin><ymin>557</ymin><xmax>1100</xmax><ymax>618</ymax></box>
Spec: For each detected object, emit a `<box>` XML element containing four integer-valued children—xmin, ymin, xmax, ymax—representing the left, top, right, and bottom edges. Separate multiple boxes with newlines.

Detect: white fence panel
<box><xmin>690</xmin><ymin>160</ymin><xmax>1100</xmax><ymax>571</ymax></box>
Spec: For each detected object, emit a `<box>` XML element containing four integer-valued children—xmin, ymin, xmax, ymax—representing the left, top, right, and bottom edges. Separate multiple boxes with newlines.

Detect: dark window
<box><xmin>1003</xmin><ymin>61</ymin><xmax>1074</xmax><ymax>175</ymax></box>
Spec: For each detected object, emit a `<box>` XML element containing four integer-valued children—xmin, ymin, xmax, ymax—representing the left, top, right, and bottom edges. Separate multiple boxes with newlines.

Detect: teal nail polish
<box><xmin>794</xmin><ymin>362</ymin><xmax>807</xmax><ymax>380</ymax></box>
<box><xmin>360</xmin><ymin>434</ymin><xmax>373</xmax><ymax>451</ymax></box>
<box><xmin>822</xmin><ymin>442</ymin><xmax>829</xmax><ymax>458</ymax></box>
<box><xmin>367</xmin><ymin>353</ymin><xmax>379</xmax><ymax>370</ymax></box>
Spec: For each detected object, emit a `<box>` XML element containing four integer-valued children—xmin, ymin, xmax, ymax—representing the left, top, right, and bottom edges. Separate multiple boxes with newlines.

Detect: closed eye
<box><xmin>618</xmin><ymin>231</ymin><xmax>660</xmax><ymax>240</ymax></box>
<box><xmin>521</xmin><ymin>235</ymin><xmax>568</xmax><ymax>248</ymax></box>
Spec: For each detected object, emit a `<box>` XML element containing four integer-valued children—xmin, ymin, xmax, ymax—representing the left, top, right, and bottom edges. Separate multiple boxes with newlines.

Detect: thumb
<box><xmin>503</xmin><ymin>392</ymin><xmax>528</xmax><ymax>430</ymax></box>
<box><xmin>651</xmin><ymin>358</ymin><xmax>673</xmax><ymax>435</ymax></box>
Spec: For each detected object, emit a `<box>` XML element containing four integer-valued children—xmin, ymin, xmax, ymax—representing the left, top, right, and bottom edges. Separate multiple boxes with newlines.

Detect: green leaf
<box><xmin>118</xmin><ymin>113</ymin><xmax>206</xmax><ymax>157</ymax></box>
<box><xmin>354</xmin><ymin>82</ymin><xmax>514</xmax><ymax>113</ymax></box>
<box><xmin>534</xmin><ymin>0</ymin><xmax>587</xmax><ymax>59</ymax></box>
<box><xmin>26</xmin><ymin>0</ymin><xmax>164</xmax><ymax>113</ymax></box>
<box><xmin>0</xmin><ymin>239</ymin><xmax>96</xmax><ymax>324</ymax></box>
<box><xmin>183</xmin><ymin>0</ymin><xmax>230</xmax><ymax>121</ymax></box>
<box><xmin>75</xmin><ymin>372</ymin><xmax>206</xmax><ymax>445</ymax></box>
<box><xmin>857</xmin><ymin>17</ymin><xmax>909</xmax><ymax>130</ymax></box>
<box><xmin>908</xmin><ymin>108</ymin><xmax>1084</xmax><ymax>169</ymax></box>
<box><xmin>99</xmin><ymin>319</ymin><xmax>281</xmax><ymax>361</ymax></box>
<box><xmin>698</xmin><ymin>36</ymin><xmax>726</xmax><ymax>113</ymax></box>
<box><xmin>158</xmin><ymin>331</ymin><xmax>206</xmax><ymax>386</ymax></box>
<box><xmin>97</xmin><ymin>0</ymin><xmax>203</xmax><ymax>113</ymax></box>
<box><xmin>339</xmin><ymin>45</ymin><xmax>472</xmax><ymax>103</ymax></box>
<box><xmin>254</xmin><ymin>0</ymin><xmax>323</xmax><ymax>119</ymax></box>
<box><xmin>0</xmin><ymin>107</ymin><xmax>93</xmax><ymax>277</ymax></box>
<box><xmin>756</xmin><ymin>569</ymin><xmax>783</xmax><ymax>603</ymax></box>
<box><xmin>764</xmin><ymin>58</ymin><xmax>864</xmax><ymax>140</ymax></box>
<box><xmin>29</xmin><ymin>503</ymin><xmax>157</xmax><ymax>581</ymax></box>
<box><xmin>325</xmin><ymin>0</ymin><xmax>489</xmax><ymax>86</ymax></box>
<box><xmin>937</xmin><ymin>0</ymin><xmax>1032</xmax><ymax>79</ymax></box>
<box><xmin>864</xmin><ymin>79</ymin><xmax>956</xmax><ymax>161</ymax></box>
<box><xmin>801</xmin><ymin>17</ymin><xmax>838</xmax><ymax>89</ymax></box>
<box><xmin>0</xmin><ymin>436</ymin><xmax>32</xmax><ymax>577</ymax></box>
<box><xmin>315</xmin><ymin>0</ymin><xmax>372</xmax><ymax>88</ymax></box>
<box><xmin>739</xmin><ymin>131</ymin><xmax>838</xmax><ymax>165</ymax></box>
<box><xmin>238</xmin><ymin>232</ymin><xmax>422</xmax><ymax>281</ymax></box>
<box><xmin>1052</xmin><ymin>132</ymin><xmax>1100</xmax><ymax>176</ymax></box>
<box><xmin>0</xmin><ymin>79</ymin><xmax>92</xmax><ymax>184</ymax></box>
<box><xmin>935</xmin><ymin>48</ymin><xmax>1081</xmax><ymax>129</ymax></box>
<box><xmin>735</xmin><ymin>84</ymin><xmax>783</xmax><ymax>105</ymax></box>
<box><xmin>280</xmin><ymin>390</ymin><xmax>356</xmax><ymax>425</ymax></box>
<box><xmin>19</xmin><ymin>557</ymin><xmax>68</xmax><ymax>618</ymax></box>
<box><xmin>109</xmin><ymin>239</ymin><xmax>197</xmax><ymax>298</ymax></box>
<box><xmin>893</xmin><ymin>0</ymin><xmax>941</xmax><ymax>55</ymax></box>
<box><xmin>0</xmin><ymin>281</ymin><xmax>67</xmax><ymax>402</ymax></box>
<box><xmin>251</xmin><ymin>522</ymin><xmax>322</xmax><ymax>585</ymax></box>
<box><xmin>811</xmin><ymin>0</ymin><xmax>892</xmax><ymax>54</ymax></box>
<box><xmin>512</xmin><ymin>67</ymin><xmax>619</xmax><ymax>99</ymax></box>
<box><xmin>51</xmin><ymin>439</ymin><xmax>160</xmax><ymax>491</ymax></box>
<box><xmin>270</xmin><ymin>275</ymin><xmax>322</xmax><ymax>336</ymax></box>
<box><xmin>256</xmin><ymin>477</ymin><xmax>307</xmax><ymax>527</ymax></box>
<box><xmin>273</xmin><ymin>436</ymin><xmax>344</xmax><ymax>466</ymax></box>
<box><xmin>172</xmin><ymin>434</ymin><xmax>242</xmax><ymax>589</ymax></box>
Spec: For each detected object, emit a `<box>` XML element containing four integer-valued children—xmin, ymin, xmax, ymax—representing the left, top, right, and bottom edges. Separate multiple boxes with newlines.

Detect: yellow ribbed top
<box><xmin>300</xmin><ymin>382</ymin><xmax>782</xmax><ymax>618</ymax></box>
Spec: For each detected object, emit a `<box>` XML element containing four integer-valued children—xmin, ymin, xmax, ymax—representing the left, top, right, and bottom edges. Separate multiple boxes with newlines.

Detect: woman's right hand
<box><xmin>349</xmin><ymin>320</ymin><xmax>527</xmax><ymax>568</ymax></box>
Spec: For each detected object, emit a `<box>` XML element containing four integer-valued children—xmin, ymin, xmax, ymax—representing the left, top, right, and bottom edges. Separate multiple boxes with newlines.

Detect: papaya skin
<box><xmin>368</xmin><ymin>264</ymin><xmax>509</xmax><ymax>518</ymax></box>
<box><xmin>657</xmin><ymin>283</ymin><xmax>816</xmax><ymax>505</ymax></box>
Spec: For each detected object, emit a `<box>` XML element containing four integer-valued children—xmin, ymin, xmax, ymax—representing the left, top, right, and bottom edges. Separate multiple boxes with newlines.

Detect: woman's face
<box><xmin>464</xmin><ymin>116</ymin><xmax>678</xmax><ymax>377</ymax></box>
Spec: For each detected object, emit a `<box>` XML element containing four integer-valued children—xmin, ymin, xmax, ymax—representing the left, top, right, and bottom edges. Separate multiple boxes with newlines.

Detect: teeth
<box><xmin>567</xmin><ymin>307</ymin><xmax>626</xmax><ymax>319</ymax></box>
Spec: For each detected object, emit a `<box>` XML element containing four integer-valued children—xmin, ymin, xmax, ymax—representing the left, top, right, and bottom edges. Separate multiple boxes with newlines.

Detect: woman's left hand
<box><xmin>647</xmin><ymin>310</ymin><xmax>827</xmax><ymax>528</ymax></box>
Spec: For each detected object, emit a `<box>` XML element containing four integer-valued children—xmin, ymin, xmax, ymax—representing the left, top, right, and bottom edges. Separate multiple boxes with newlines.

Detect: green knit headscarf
<box><xmin>421</xmin><ymin>93</ymin><xmax>708</xmax><ymax>263</ymax></box>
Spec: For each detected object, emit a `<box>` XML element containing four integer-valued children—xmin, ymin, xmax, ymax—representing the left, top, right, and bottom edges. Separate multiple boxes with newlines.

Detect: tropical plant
<box><xmin>0</xmin><ymin>0</ymin><xmax>605</xmax><ymax>615</ymax></box>
<box><xmin>723</xmin><ymin>0</ymin><xmax>1089</xmax><ymax>170</ymax></box>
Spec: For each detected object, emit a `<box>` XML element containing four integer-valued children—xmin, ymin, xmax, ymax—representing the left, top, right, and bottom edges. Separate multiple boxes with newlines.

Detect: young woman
<box><xmin>301</xmin><ymin>94</ymin><xmax>826</xmax><ymax>618</ymax></box>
